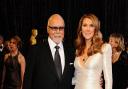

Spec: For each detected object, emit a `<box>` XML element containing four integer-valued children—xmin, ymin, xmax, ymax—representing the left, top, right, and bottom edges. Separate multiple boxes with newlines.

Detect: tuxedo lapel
<box><xmin>44</xmin><ymin>40</ymin><xmax>61</xmax><ymax>80</ymax></box>
<box><xmin>61</xmin><ymin>43</ymin><xmax>69</xmax><ymax>79</ymax></box>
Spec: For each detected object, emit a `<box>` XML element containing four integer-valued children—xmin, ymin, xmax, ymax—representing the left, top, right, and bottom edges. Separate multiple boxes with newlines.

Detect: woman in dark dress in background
<box><xmin>1</xmin><ymin>35</ymin><xmax>26</xmax><ymax>89</ymax></box>
<box><xmin>109</xmin><ymin>33</ymin><xmax>128</xmax><ymax>89</ymax></box>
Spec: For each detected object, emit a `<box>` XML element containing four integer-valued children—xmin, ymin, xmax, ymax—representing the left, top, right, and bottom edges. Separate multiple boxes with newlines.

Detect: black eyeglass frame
<box><xmin>48</xmin><ymin>26</ymin><xmax>65</xmax><ymax>31</ymax></box>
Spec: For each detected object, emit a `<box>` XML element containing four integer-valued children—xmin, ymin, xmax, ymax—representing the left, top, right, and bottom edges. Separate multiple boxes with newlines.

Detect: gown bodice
<box><xmin>3</xmin><ymin>53</ymin><xmax>21</xmax><ymax>89</ymax></box>
<box><xmin>72</xmin><ymin>43</ymin><xmax>112</xmax><ymax>89</ymax></box>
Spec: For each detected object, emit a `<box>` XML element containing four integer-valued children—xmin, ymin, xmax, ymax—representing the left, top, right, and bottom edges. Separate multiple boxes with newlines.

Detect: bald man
<box><xmin>23</xmin><ymin>14</ymin><xmax>75</xmax><ymax>89</ymax></box>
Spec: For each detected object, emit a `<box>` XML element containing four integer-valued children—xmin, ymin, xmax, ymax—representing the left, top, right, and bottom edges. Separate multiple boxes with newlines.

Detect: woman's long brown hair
<box><xmin>75</xmin><ymin>13</ymin><xmax>103</xmax><ymax>57</ymax></box>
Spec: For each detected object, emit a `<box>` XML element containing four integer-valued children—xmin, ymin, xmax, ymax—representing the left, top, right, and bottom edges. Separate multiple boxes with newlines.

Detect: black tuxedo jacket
<box><xmin>0</xmin><ymin>48</ymin><xmax>5</xmax><ymax>86</ymax></box>
<box><xmin>23</xmin><ymin>39</ymin><xmax>75</xmax><ymax>89</ymax></box>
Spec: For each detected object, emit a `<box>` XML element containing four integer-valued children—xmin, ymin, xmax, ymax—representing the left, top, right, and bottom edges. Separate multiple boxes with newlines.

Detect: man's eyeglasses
<box><xmin>48</xmin><ymin>26</ymin><xmax>64</xmax><ymax>31</ymax></box>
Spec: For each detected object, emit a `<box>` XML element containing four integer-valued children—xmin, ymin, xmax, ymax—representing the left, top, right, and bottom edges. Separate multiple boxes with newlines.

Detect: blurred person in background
<box><xmin>109</xmin><ymin>33</ymin><xmax>128</xmax><ymax>89</ymax></box>
<box><xmin>0</xmin><ymin>35</ymin><xmax>4</xmax><ymax>87</ymax></box>
<box><xmin>1</xmin><ymin>35</ymin><xmax>26</xmax><ymax>89</ymax></box>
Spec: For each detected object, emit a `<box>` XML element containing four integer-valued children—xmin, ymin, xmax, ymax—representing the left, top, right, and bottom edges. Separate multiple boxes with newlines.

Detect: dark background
<box><xmin>0</xmin><ymin>0</ymin><xmax>128</xmax><ymax>54</ymax></box>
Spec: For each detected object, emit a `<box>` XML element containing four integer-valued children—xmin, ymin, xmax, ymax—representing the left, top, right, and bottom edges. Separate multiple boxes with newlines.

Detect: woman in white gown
<box><xmin>72</xmin><ymin>13</ymin><xmax>112</xmax><ymax>89</ymax></box>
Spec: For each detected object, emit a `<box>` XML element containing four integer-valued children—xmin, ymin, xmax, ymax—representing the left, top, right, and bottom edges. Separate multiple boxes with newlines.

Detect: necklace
<box><xmin>112</xmin><ymin>52</ymin><xmax>121</xmax><ymax>63</ymax></box>
<box><xmin>83</xmin><ymin>57</ymin><xmax>88</xmax><ymax>63</ymax></box>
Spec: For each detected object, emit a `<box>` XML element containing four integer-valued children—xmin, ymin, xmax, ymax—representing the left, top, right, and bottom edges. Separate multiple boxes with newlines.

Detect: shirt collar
<box><xmin>48</xmin><ymin>37</ymin><xmax>63</xmax><ymax>50</ymax></box>
<box><xmin>0</xmin><ymin>44</ymin><xmax>4</xmax><ymax>51</ymax></box>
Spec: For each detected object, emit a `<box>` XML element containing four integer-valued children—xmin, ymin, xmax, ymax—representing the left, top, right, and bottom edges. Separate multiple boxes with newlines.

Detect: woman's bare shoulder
<box><xmin>18</xmin><ymin>52</ymin><xmax>25</xmax><ymax>64</ymax></box>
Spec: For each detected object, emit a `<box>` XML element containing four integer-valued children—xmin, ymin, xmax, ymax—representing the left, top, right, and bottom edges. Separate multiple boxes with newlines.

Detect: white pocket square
<box><xmin>69</xmin><ymin>62</ymin><xmax>74</xmax><ymax>65</ymax></box>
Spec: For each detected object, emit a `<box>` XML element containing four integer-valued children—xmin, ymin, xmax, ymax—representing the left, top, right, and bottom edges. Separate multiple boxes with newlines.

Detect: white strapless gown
<box><xmin>72</xmin><ymin>44</ymin><xmax>112</xmax><ymax>89</ymax></box>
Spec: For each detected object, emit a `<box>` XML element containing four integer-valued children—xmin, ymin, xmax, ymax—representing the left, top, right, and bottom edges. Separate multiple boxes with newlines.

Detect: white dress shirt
<box><xmin>0</xmin><ymin>44</ymin><xmax>4</xmax><ymax>52</ymax></box>
<box><xmin>48</xmin><ymin>37</ymin><xmax>65</xmax><ymax>73</ymax></box>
